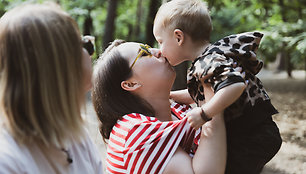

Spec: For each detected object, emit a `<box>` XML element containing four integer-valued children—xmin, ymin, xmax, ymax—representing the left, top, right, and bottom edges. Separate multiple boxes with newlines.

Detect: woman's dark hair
<box><xmin>92</xmin><ymin>40</ymin><xmax>155</xmax><ymax>140</ymax></box>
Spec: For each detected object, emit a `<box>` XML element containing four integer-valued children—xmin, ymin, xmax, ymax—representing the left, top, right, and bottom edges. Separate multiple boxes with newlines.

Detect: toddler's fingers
<box><xmin>234</xmin><ymin>66</ymin><xmax>242</xmax><ymax>72</ymax></box>
<box><xmin>189</xmin><ymin>122</ymin><xmax>195</xmax><ymax>128</ymax></box>
<box><xmin>194</xmin><ymin>125</ymin><xmax>201</xmax><ymax>130</ymax></box>
<box><xmin>241</xmin><ymin>71</ymin><xmax>246</xmax><ymax>79</ymax></box>
<box><xmin>188</xmin><ymin>119</ymin><xmax>198</xmax><ymax>129</ymax></box>
<box><xmin>233</xmin><ymin>62</ymin><xmax>238</xmax><ymax>68</ymax></box>
<box><xmin>233</xmin><ymin>66</ymin><xmax>246</xmax><ymax>79</ymax></box>
<box><xmin>187</xmin><ymin>116</ymin><xmax>192</xmax><ymax>123</ymax></box>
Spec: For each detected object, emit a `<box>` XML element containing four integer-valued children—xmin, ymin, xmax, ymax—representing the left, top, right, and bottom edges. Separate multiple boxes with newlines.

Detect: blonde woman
<box><xmin>0</xmin><ymin>3</ymin><xmax>103</xmax><ymax>174</ymax></box>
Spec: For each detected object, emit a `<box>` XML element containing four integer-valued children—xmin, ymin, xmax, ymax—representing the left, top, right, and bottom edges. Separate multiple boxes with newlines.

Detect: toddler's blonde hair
<box><xmin>154</xmin><ymin>0</ymin><xmax>212</xmax><ymax>43</ymax></box>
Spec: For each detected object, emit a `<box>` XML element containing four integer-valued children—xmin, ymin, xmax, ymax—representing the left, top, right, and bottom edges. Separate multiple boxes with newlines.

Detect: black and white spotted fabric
<box><xmin>187</xmin><ymin>31</ymin><xmax>278</xmax><ymax>121</ymax></box>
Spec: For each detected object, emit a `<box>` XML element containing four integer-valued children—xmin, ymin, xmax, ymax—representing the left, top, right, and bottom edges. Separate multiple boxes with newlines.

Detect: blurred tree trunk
<box><xmin>133</xmin><ymin>0</ymin><xmax>143</xmax><ymax>40</ymax></box>
<box><xmin>278</xmin><ymin>0</ymin><xmax>292</xmax><ymax>78</ymax></box>
<box><xmin>145</xmin><ymin>0</ymin><xmax>160</xmax><ymax>46</ymax></box>
<box><xmin>278</xmin><ymin>0</ymin><xmax>288</xmax><ymax>21</ymax></box>
<box><xmin>276</xmin><ymin>50</ymin><xmax>292</xmax><ymax>78</ymax></box>
<box><xmin>83</xmin><ymin>11</ymin><xmax>93</xmax><ymax>35</ymax></box>
<box><xmin>102</xmin><ymin>0</ymin><xmax>119</xmax><ymax>50</ymax></box>
<box><xmin>285</xmin><ymin>51</ymin><xmax>292</xmax><ymax>78</ymax></box>
<box><xmin>275</xmin><ymin>52</ymin><xmax>286</xmax><ymax>71</ymax></box>
<box><xmin>0</xmin><ymin>1</ymin><xmax>8</xmax><ymax>16</ymax></box>
<box><xmin>297</xmin><ymin>5</ymin><xmax>302</xmax><ymax>19</ymax></box>
<box><xmin>127</xmin><ymin>23</ymin><xmax>133</xmax><ymax>40</ymax></box>
<box><xmin>172</xmin><ymin>62</ymin><xmax>188</xmax><ymax>91</ymax></box>
<box><xmin>0</xmin><ymin>10</ymin><xmax>4</xmax><ymax>17</ymax></box>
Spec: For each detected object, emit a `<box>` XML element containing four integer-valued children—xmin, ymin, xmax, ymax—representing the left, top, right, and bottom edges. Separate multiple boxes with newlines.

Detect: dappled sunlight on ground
<box><xmin>260</xmin><ymin>70</ymin><xmax>305</xmax><ymax>174</ymax></box>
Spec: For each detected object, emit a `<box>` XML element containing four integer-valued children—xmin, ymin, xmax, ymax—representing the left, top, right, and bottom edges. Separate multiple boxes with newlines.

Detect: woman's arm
<box><xmin>170</xmin><ymin>89</ymin><xmax>195</xmax><ymax>105</ymax></box>
<box><xmin>164</xmin><ymin>113</ymin><xmax>226</xmax><ymax>174</ymax></box>
<box><xmin>163</xmin><ymin>147</ymin><xmax>194</xmax><ymax>174</ymax></box>
<box><xmin>192</xmin><ymin>113</ymin><xmax>227</xmax><ymax>174</ymax></box>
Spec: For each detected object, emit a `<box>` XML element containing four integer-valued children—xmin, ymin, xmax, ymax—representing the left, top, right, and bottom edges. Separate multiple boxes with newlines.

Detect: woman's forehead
<box><xmin>119</xmin><ymin>42</ymin><xmax>140</xmax><ymax>50</ymax></box>
<box><xmin>117</xmin><ymin>42</ymin><xmax>140</xmax><ymax>60</ymax></box>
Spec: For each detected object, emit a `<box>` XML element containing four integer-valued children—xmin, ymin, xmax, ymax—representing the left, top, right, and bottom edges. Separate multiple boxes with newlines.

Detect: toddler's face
<box><xmin>153</xmin><ymin>23</ymin><xmax>183</xmax><ymax>66</ymax></box>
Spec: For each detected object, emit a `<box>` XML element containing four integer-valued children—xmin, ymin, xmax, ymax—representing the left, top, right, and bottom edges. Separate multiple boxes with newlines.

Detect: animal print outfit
<box><xmin>187</xmin><ymin>31</ymin><xmax>282</xmax><ymax>174</ymax></box>
<box><xmin>187</xmin><ymin>31</ymin><xmax>278</xmax><ymax>122</ymax></box>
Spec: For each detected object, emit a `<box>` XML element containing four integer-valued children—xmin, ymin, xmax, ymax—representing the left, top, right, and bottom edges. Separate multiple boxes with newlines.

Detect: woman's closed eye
<box><xmin>141</xmin><ymin>51</ymin><xmax>151</xmax><ymax>57</ymax></box>
<box><xmin>130</xmin><ymin>44</ymin><xmax>152</xmax><ymax>69</ymax></box>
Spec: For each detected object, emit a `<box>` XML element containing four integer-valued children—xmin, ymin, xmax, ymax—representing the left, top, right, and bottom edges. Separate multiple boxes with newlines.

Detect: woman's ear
<box><xmin>121</xmin><ymin>80</ymin><xmax>142</xmax><ymax>91</ymax></box>
<box><xmin>174</xmin><ymin>29</ymin><xmax>184</xmax><ymax>46</ymax></box>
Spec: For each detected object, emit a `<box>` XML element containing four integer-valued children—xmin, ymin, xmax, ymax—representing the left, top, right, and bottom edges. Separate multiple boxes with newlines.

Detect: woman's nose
<box><xmin>149</xmin><ymin>48</ymin><xmax>162</xmax><ymax>58</ymax></box>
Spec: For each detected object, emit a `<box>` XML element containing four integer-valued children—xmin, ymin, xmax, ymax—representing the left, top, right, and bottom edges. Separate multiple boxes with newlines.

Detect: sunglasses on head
<box><xmin>82</xmin><ymin>35</ymin><xmax>95</xmax><ymax>56</ymax></box>
<box><xmin>130</xmin><ymin>44</ymin><xmax>152</xmax><ymax>69</ymax></box>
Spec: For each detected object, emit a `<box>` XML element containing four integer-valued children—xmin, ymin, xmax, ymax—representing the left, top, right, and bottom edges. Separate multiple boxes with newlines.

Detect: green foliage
<box><xmin>208</xmin><ymin>0</ymin><xmax>306</xmax><ymax>70</ymax></box>
<box><xmin>209</xmin><ymin>0</ymin><xmax>262</xmax><ymax>42</ymax></box>
<box><xmin>1</xmin><ymin>0</ymin><xmax>305</xmax><ymax>69</ymax></box>
<box><xmin>115</xmin><ymin>0</ymin><xmax>138</xmax><ymax>40</ymax></box>
<box><xmin>259</xmin><ymin>20</ymin><xmax>306</xmax><ymax>69</ymax></box>
<box><xmin>115</xmin><ymin>0</ymin><xmax>152</xmax><ymax>42</ymax></box>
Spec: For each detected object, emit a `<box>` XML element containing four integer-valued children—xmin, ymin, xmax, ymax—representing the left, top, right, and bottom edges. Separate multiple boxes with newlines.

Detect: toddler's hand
<box><xmin>187</xmin><ymin>107</ymin><xmax>206</xmax><ymax>130</ymax></box>
<box><xmin>233</xmin><ymin>66</ymin><xmax>248</xmax><ymax>84</ymax></box>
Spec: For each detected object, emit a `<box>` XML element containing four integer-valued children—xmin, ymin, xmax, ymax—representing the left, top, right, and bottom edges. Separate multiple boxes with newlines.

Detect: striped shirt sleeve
<box><xmin>106</xmin><ymin>108</ymin><xmax>196</xmax><ymax>174</ymax></box>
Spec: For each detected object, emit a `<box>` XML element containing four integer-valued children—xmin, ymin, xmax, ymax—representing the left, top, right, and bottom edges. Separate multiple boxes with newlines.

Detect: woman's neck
<box><xmin>146</xmin><ymin>96</ymin><xmax>172</xmax><ymax>121</ymax></box>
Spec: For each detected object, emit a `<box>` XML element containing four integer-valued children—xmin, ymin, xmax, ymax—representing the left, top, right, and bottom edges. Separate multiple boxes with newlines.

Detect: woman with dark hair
<box><xmin>92</xmin><ymin>40</ymin><xmax>227</xmax><ymax>174</ymax></box>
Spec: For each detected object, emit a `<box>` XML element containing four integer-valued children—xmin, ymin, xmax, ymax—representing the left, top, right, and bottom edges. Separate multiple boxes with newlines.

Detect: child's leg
<box><xmin>225</xmin><ymin>117</ymin><xmax>282</xmax><ymax>174</ymax></box>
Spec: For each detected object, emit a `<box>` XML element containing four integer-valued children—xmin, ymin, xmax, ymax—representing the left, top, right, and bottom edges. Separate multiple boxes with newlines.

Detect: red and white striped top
<box><xmin>106</xmin><ymin>102</ymin><xmax>200</xmax><ymax>174</ymax></box>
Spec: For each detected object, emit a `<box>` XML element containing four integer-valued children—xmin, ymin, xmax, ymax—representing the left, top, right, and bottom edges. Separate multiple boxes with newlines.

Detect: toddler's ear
<box><xmin>174</xmin><ymin>29</ymin><xmax>184</xmax><ymax>46</ymax></box>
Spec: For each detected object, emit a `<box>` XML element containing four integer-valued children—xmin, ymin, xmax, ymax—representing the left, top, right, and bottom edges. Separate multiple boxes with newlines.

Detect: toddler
<box><xmin>153</xmin><ymin>0</ymin><xmax>282</xmax><ymax>173</ymax></box>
